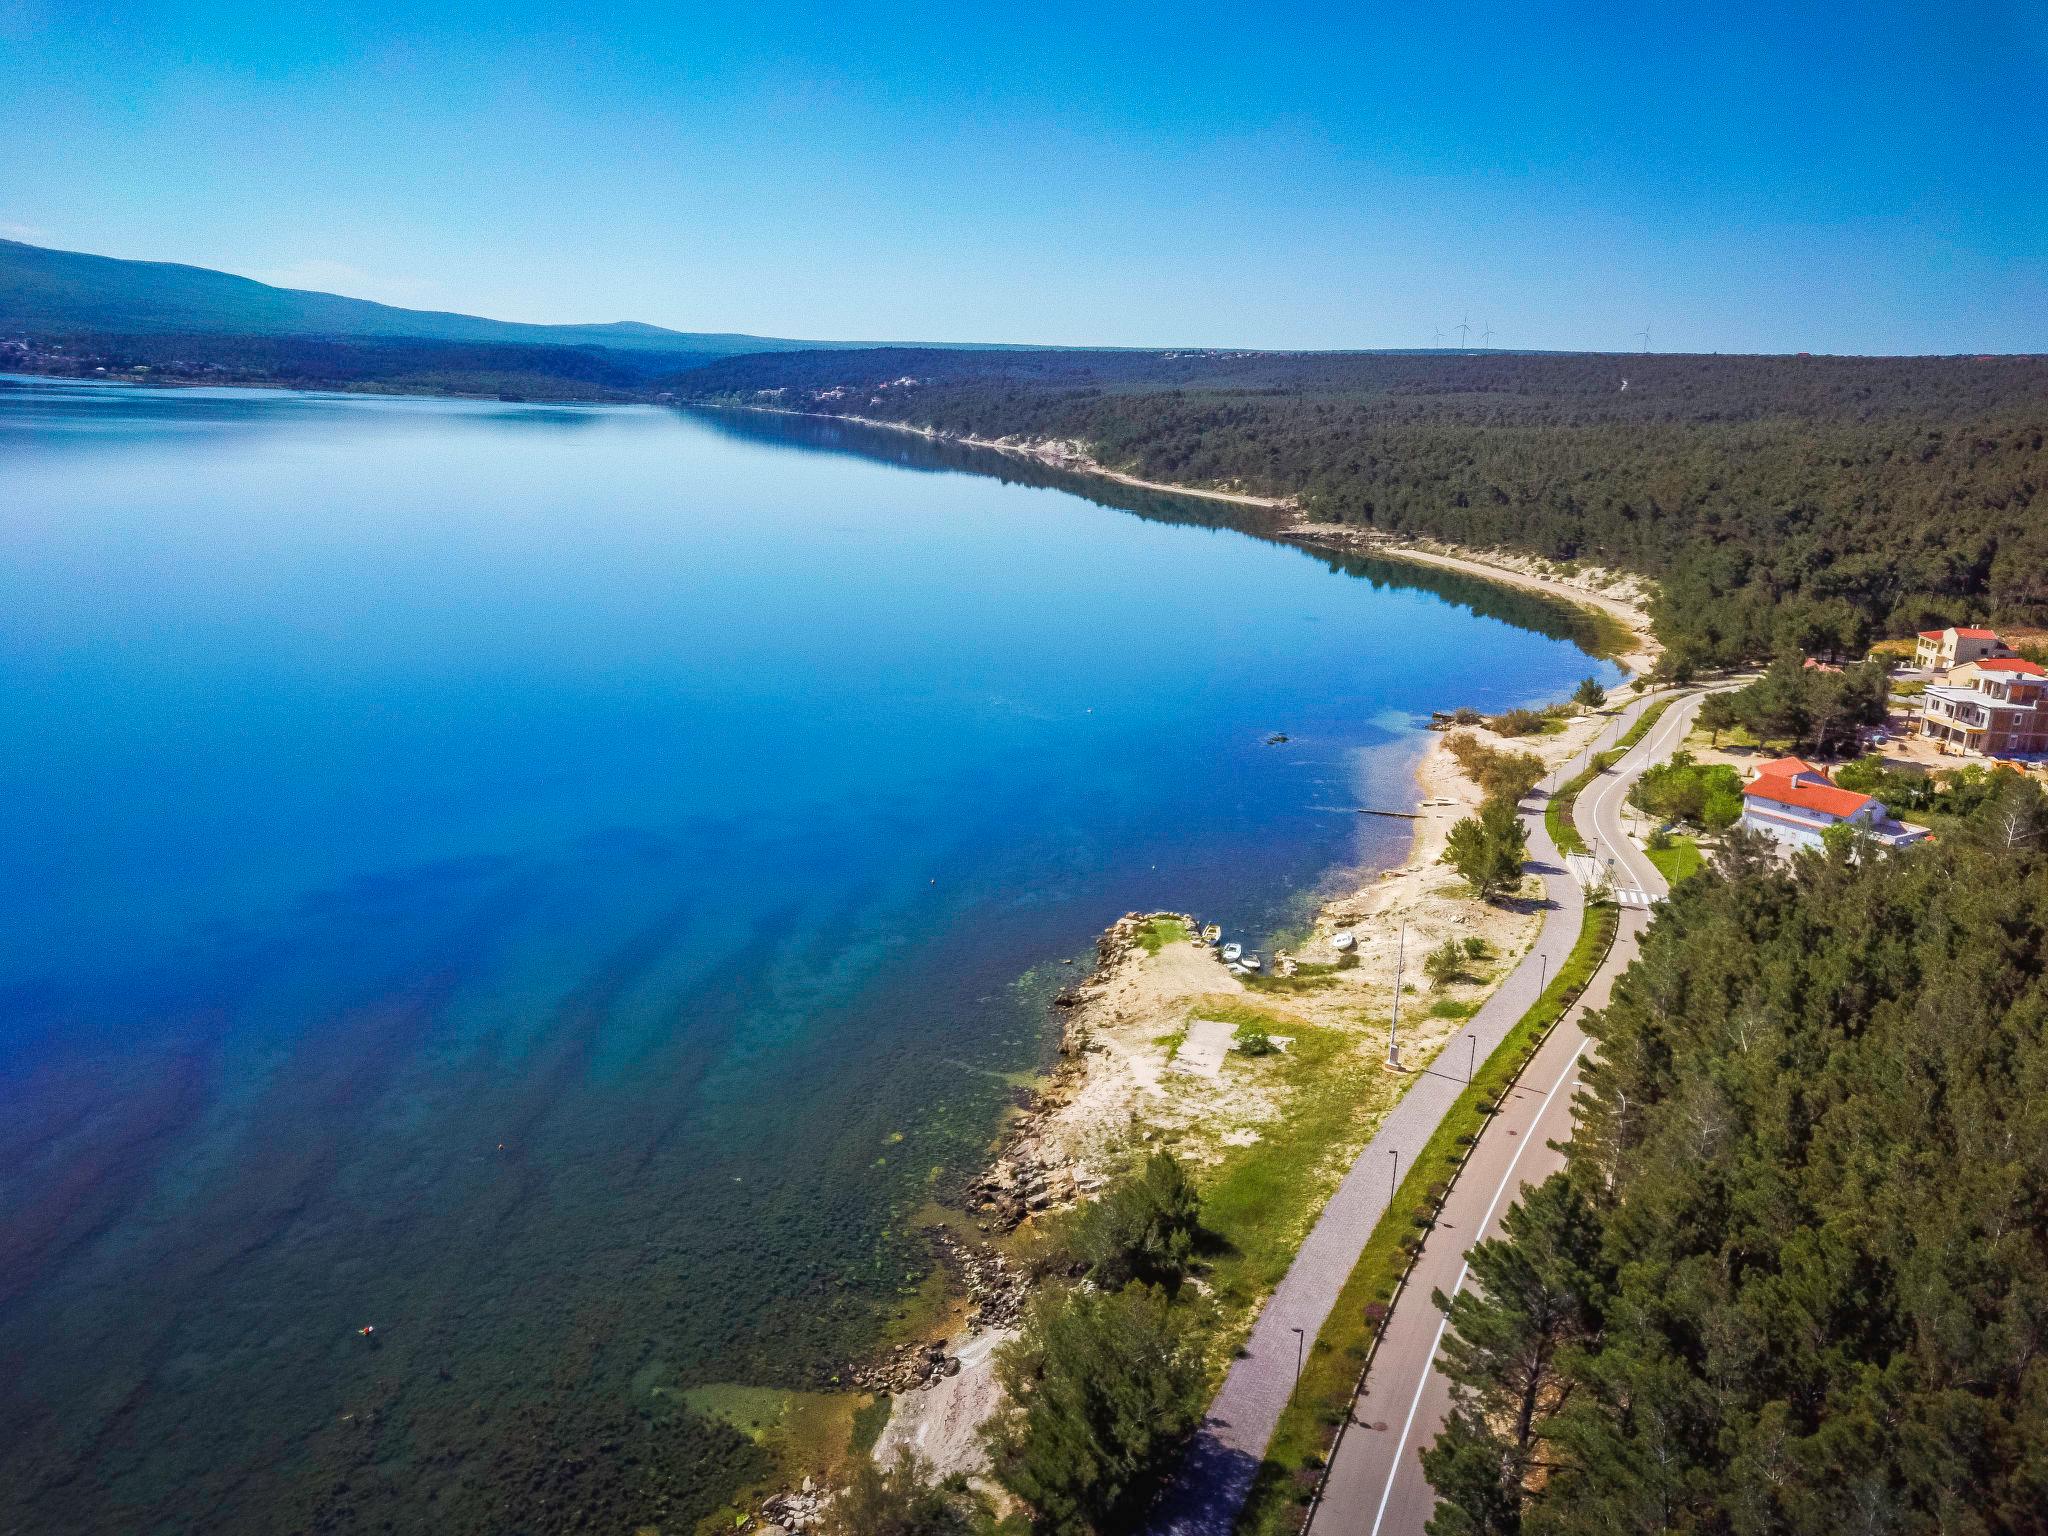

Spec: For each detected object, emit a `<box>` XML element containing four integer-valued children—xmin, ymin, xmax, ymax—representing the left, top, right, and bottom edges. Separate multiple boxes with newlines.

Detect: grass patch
<box><xmin>1427</xmin><ymin>997</ymin><xmax>1478</xmax><ymax>1020</ymax></box>
<box><xmin>1134</xmin><ymin>915</ymin><xmax>1192</xmax><ymax>955</ymax></box>
<box><xmin>1187</xmin><ymin>996</ymin><xmax>1299</xmax><ymax>1032</ymax></box>
<box><xmin>1194</xmin><ymin>1014</ymin><xmax>1394</xmax><ymax>1322</ymax></box>
<box><xmin>1243</xmin><ymin>961</ymin><xmax>1349</xmax><ymax>995</ymax></box>
<box><xmin>1236</xmin><ymin>899</ymin><xmax>1622</xmax><ymax>1536</ymax></box>
<box><xmin>1646</xmin><ymin>834</ymin><xmax>1704</xmax><ymax>886</ymax></box>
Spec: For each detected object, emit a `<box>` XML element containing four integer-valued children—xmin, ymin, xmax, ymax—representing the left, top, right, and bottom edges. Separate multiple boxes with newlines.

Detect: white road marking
<box><xmin>1362</xmin><ymin>1043</ymin><xmax>1590</xmax><ymax>1536</ymax></box>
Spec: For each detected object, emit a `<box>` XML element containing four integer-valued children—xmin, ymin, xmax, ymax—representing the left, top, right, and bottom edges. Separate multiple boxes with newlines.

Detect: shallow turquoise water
<box><xmin>0</xmin><ymin>378</ymin><xmax>1618</xmax><ymax>1533</ymax></box>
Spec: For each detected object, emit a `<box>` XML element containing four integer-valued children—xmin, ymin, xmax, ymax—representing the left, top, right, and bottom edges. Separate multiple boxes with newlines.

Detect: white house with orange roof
<box><xmin>1739</xmin><ymin>756</ymin><xmax>1927</xmax><ymax>852</ymax></box>
<box><xmin>1913</xmin><ymin>626</ymin><xmax>2013</xmax><ymax>671</ymax></box>
<box><xmin>1918</xmin><ymin>655</ymin><xmax>2048</xmax><ymax>758</ymax></box>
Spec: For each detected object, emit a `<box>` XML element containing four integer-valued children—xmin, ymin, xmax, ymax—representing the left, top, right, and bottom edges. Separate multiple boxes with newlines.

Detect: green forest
<box><xmin>670</xmin><ymin>349</ymin><xmax>2048</xmax><ymax>666</ymax></box>
<box><xmin>1421</xmin><ymin>787</ymin><xmax>2048</xmax><ymax>1535</ymax></box>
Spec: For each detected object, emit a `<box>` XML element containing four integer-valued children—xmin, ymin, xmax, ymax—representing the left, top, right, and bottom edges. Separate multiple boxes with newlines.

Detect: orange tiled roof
<box><xmin>1970</xmin><ymin>657</ymin><xmax>2046</xmax><ymax>676</ymax></box>
<box><xmin>1743</xmin><ymin>773</ymin><xmax>1875</xmax><ymax>820</ymax></box>
<box><xmin>1753</xmin><ymin>755</ymin><xmax>1820</xmax><ymax>778</ymax></box>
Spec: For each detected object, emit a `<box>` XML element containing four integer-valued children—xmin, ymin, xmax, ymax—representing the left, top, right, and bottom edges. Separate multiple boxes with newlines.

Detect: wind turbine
<box><xmin>1637</xmin><ymin>325</ymin><xmax>1652</xmax><ymax>352</ymax></box>
<box><xmin>1432</xmin><ymin>326</ymin><xmax>1444</xmax><ymax>347</ymax></box>
<box><xmin>1454</xmin><ymin>310</ymin><xmax>1471</xmax><ymax>348</ymax></box>
<box><xmin>1479</xmin><ymin>321</ymin><xmax>1495</xmax><ymax>348</ymax></box>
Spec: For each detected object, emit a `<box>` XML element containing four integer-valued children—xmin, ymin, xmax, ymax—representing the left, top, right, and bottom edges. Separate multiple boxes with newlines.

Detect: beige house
<box><xmin>1918</xmin><ymin>657</ymin><xmax>2048</xmax><ymax>758</ymax></box>
<box><xmin>1914</xmin><ymin>626</ymin><xmax>2013</xmax><ymax>671</ymax></box>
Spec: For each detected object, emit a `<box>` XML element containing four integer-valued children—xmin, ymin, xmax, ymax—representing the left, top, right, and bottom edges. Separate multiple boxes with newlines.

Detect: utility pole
<box><xmin>1387</xmin><ymin>922</ymin><xmax>1407</xmax><ymax>1069</ymax></box>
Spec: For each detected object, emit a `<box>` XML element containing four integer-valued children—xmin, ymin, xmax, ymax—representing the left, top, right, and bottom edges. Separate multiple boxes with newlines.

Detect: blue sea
<box><xmin>0</xmin><ymin>378</ymin><xmax>1619</xmax><ymax>1533</ymax></box>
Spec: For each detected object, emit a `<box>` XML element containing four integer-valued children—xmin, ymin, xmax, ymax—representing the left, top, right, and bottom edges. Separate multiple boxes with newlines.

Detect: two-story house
<box><xmin>1918</xmin><ymin>656</ymin><xmax>2048</xmax><ymax>758</ymax></box>
<box><xmin>1913</xmin><ymin>626</ymin><xmax>2014</xmax><ymax>671</ymax></box>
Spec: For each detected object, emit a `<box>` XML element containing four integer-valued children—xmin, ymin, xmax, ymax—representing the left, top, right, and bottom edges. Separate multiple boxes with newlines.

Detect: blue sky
<box><xmin>4</xmin><ymin>1</ymin><xmax>2043</xmax><ymax>352</ymax></box>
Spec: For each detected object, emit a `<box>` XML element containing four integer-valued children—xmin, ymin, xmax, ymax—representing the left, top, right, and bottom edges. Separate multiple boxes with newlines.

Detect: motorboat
<box><xmin>1241</xmin><ymin>955</ymin><xmax>1264</xmax><ymax>973</ymax></box>
<box><xmin>1221</xmin><ymin>942</ymin><xmax>1243</xmax><ymax>963</ymax></box>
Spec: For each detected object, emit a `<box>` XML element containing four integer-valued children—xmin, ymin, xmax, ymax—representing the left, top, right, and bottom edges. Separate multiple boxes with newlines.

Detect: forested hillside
<box><xmin>671</xmin><ymin>349</ymin><xmax>2048</xmax><ymax>666</ymax></box>
<box><xmin>1422</xmin><ymin>795</ymin><xmax>2048</xmax><ymax>1535</ymax></box>
<box><xmin>0</xmin><ymin>237</ymin><xmax>827</xmax><ymax>358</ymax></box>
<box><xmin>4</xmin><ymin>330</ymin><xmax>684</xmax><ymax>400</ymax></box>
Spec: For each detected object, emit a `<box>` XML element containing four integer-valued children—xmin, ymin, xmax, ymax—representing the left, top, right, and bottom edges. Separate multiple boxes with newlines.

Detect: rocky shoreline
<box><xmin>842</xmin><ymin>911</ymin><xmax>1181</xmax><ymax>1392</ymax></box>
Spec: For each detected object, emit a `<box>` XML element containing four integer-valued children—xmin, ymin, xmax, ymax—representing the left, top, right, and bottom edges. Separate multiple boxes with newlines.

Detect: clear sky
<box><xmin>4</xmin><ymin>1</ymin><xmax>2044</xmax><ymax>353</ymax></box>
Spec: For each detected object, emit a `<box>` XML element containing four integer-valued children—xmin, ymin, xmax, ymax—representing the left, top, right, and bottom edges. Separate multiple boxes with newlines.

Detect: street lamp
<box><xmin>1538</xmin><ymin>952</ymin><xmax>1549</xmax><ymax>998</ymax></box>
<box><xmin>1388</xmin><ymin>1148</ymin><xmax>1399</xmax><ymax>1200</ymax></box>
<box><xmin>1467</xmin><ymin>1033</ymin><xmax>1477</xmax><ymax>1083</ymax></box>
<box><xmin>1386</xmin><ymin>922</ymin><xmax>1407</xmax><ymax>1070</ymax></box>
<box><xmin>1291</xmin><ymin>1326</ymin><xmax>1306</xmax><ymax>1386</ymax></box>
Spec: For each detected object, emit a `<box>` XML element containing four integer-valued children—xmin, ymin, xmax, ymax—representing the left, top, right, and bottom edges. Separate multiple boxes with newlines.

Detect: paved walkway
<box><xmin>1145</xmin><ymin>691</ymin><xmax>1672</xmax><ymax>1535</ymax></box>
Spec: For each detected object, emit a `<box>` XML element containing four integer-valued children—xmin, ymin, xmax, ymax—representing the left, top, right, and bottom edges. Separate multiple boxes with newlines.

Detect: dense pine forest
<box><xmin>1422</xmin><ymin>792</ymin><xmax>2048</xmax><ymax>1535</ymax></box>
<box><xmin>670</xmin><ymin>349</ymin><xmax>2048</xmax><ymax>666</ymax></box>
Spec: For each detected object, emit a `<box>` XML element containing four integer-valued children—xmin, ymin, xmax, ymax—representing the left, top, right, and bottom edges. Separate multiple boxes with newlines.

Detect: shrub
<box><xmin>1424</xmin><ymin>939</ymin><xmax>1466</xmax><ymax>989</ymax></box>
<box><xmin>1234</xmin><ymin>1024</ymin><xmax>1278</xmax><ymax>1057</ymax></box>
<box><xmin>1446</xmin><ymin>734</ymin><xmax>1546</xmax><ymax>802</ymax></box>
<box><xmin>1487</xmin><ymin>706</ymin><xmax>1547</xmax><ymax>736</ymax></box>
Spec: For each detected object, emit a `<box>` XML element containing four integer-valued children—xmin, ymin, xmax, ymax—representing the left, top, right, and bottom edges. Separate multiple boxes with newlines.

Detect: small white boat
<box><xmin>1202</xmin><ymin>924</ymin><xmax>1222</xmax><ymax>943</ymax></box>
<box><xmin>1228</xmin><ymin>962</ymin><xmax>1250</xmax><ymax>976</ymax></box>
<box><xmin>1221</xmin><ymin>942</ymin><xmax>1243</xmax><ymax>963</ymax></box>
<box><xmin>1241</xmin><ymin>955</ymin><xmax>1264</xmax><ymax>973</ymax></box>
<box><xmin>1332</xmin><ymin>931</ymin><xmax>1357</xmax><ymax>952</ymax></box>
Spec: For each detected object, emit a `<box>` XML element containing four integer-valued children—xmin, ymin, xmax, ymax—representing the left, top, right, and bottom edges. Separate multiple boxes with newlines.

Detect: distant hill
<box><xmin>0</xmin><ymin>238</ymin><xmax>852</xmax><ymax>363</ymax></box>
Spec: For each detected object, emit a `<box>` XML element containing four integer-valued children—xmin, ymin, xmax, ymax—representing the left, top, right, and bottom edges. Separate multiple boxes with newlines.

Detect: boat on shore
<box><xmin>1241</xmin><ymin>954</ymin><xmax>1263</xmax><ymax>973</ymax></box>
<box><xmin>1332</xmin><ymin>930</ymin><xmax>1357</xmax><ymax>952</ymax></box>
<box><xmin>1221</xmin><ymin>942</ymin><xmax>1243</xmax><ymax>963</ymax></box>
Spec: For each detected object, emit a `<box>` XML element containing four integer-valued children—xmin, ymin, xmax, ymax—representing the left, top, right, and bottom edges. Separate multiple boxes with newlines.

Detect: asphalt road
<box><xmin>1307</xmin><ymin>688</ymin><xmax>1709</xmax><ymax>1536</ymax></box>
<box><xmin>1144</xmin><ymin>689</ymin><xmax>1678</xmax><ymax>1536</ymax></box>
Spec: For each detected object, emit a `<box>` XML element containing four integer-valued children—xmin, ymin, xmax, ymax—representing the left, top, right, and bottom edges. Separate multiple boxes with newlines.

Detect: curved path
<box><xmin>1145</xmin><ymin>689</ymin><xmax>1679</xmax><ymax>1536</ymax></box>
<box><xmin>1308</xmin><ymin>688</ymin><xmax>1709</xmax><ymax>1536</ymax></box>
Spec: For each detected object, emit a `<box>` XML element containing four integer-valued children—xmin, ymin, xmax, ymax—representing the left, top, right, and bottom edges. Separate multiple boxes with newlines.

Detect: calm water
<box><xmin>0</xmin><ymin>378</ymin><xmax>1618</xmax><ymax>1534</ymax></box>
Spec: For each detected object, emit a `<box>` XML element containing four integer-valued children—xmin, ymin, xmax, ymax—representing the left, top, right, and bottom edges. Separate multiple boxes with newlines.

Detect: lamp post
<box><xmin>1386</xmin><ymin>922</ymin><xmax>1406</xmax><ymax>1070</ymax></box>
<box><xmin>1388</xmin><ymin>1148</ymin><xmax>1400</xmax><ymax>1201</ymax></box>
<box><xmin>1291</xmin><ymin>1326</ymin><xmax>1306</xmax><ymax>1387</ymax></box>
<box><xmin>1538</xmin><ymin>952</ymin><xmax>1549</xmax><ymax>999</ymax></box>
<box><xmin>1467</xmin><ymin>1033</ymin><xmax>1477</xmax><ymax>1083</ymax></box>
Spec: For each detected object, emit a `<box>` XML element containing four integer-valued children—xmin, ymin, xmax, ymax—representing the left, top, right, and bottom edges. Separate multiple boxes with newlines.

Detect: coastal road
<box><xmin>1307</xmin><ymin>688</ymin><xmax>1710</xmax><ymax>1536</ymax></box>
<box><xmin>1144</xmin><ymin>689</ymin><xmax>1680</xmax><ymax>1536</ymax></box>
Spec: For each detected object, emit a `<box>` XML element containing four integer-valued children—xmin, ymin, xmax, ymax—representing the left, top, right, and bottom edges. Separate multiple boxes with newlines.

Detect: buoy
<box><xmin>358</xmin><ymin>1325</ymin><xmax>375</xmax><ymax>1338</ymax></box>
